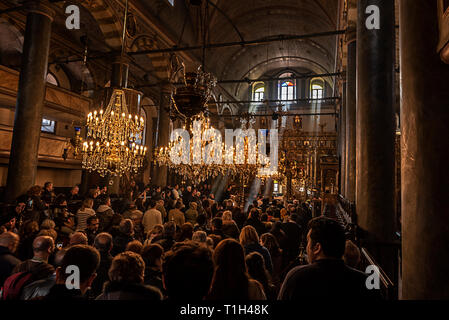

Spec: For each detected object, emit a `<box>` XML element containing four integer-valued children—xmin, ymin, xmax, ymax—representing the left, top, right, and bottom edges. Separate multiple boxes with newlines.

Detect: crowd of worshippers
<box><xmin>0</xmin><ymin>180</ymin><xmax>380</xmax><ymax>300</ymax></box>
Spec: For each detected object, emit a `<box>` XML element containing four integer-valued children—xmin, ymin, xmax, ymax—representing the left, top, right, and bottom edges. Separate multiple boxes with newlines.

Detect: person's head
<box><xmin>163</xmin><ymin>241</ymin><xmax>213</xmax><ymax>300</ymax></box>
<box><xmin>88</xmin><ymin>188</ymin><xmax>99</xmax><ymax>199</ymax></box>
<box><xmin>119</xmin><ymin>219</ymin><xmax>134</xmax><ymax>236</ymax></box>
<box><xmin>260</xmin><ymin>233</ymin><xmax>280</xmax><ymax>255</ymax></box>
<box><xmin>306</xmin><ymin>217</ymin><xmax>346</xmax><ymax>263</ymax></box>
<box><xmin>209</xmin><ymin>239</ymin><xmax>249</xmax><ymax>299</ymax></box>
<box><xmin>125</xmin><ymin>240</ymin><xmax>143</xmax><ymax>255</ymax></box>
<box><xmin>205</xmin><ymin>237</ymin><xmax>214</xmax><ymax>250</ymax></box>
<box><xmin>239</xmin><ymin>225</ymin><xmax>259</xmax><ymax>246</ymax></box>
<box><xmin>196</xmin><ymin>214</ymin><xmax>206</xmax><ymax>226</ymax></box>
<box><xmin>177</xmin><ymin>223</ymin><xmax>194</xmax><ymax>242</ymax></box>
<box><xmin>189</xmin><ymin>202</ymin><xmax>197</xmax><ymax>210</ymax></box>
<box><xmin>186</xmin><ymin>186</ymin><xmax>192</xmax><ymax>192</ymax></box>
<box><xmin>55</xmin><ymin>245</ymin><xmax>100</xmax><ymax>294</ymax></box>
<box><xmin>141</xmin><ymin>243</ymin><xmax>164</xmax><ymax>269</ymax></box>
<box><xmin>147</xmin><ymin>199</ymin><xmax>156</xmax><ymax>210</ymax></box>
<box><xmin>175</xmin><ymin>200</ymin><xmax>182</xmax><ymax>209</ymax></box>
<box><xmin>93</xmin><ymin>232</ymin><xmax>113</xmax><ymax>253</ymax></box>
<box><xmin>40</xmin><ymin>219</ymin><xmax>56</xmax><ymax>230</ymax></box>
<box><xmin>343</xmin><ymin>240</ymin><xmax>361</xmax><ymax>269</ymax></box>
<box><xmin>147</xmin><ymin>224</ymin><xmax>164</xmax><ymax>240</ymax></box>
<box><xmin>27</xmin><ymin>185</ymin><xmax>43</xmax><ymax>198</ymax></box>
<box><xmin>211</xmin><ymin>217</ymin><xmax>223</xmax><ymax>231</ymax></box>
<box><xmin>192</xmin><ymin>230</ymin><xmax>207</xmax><ymax>243</ymax></box>
<box><xmin>260</xmin><ymin>213</ymin><xmax>268</xmax><ymax>222</ymax></box>
<box><xmin>222</xmin><ymin>210</ymin><xmax>233</xmax><ymax>222</ymax></box>
<box><xmin>163</xmin><ymin>221</ymin><xmax>176</xmax><ymax>238</ymax></box>
<box><xmin>98</xmin><ymin>194</ymin><xmax>111</xmax><ymax>207</ymax></box>
<box><xmin>245</xmin><ymin>251</ymin><xmax>269</xmax><ymax>288</ymax></box>
<box><xmin>44</xmin><ymin>181</ymin><xmax>53</xmax><ymax>192</ymax></box>
<box><xmin>71</xmin><ymin>185</ymin><xmax>79</xmax><ymax>195</ymax></box>
<box><xmin>249</xmin><ymin>208</ymin><xmax>260</xmax><ymax>221</ymax></box>
<box><xmin>109</xmin><ymin>251</ymin><xmax>145</xmax><ymax>284</ymax></box>
<box><xmin>0</xmin><ymin>231</ymin><xmax>20</xmax><ymax>253</ymax></box>
<box><xmin>82</xmin><ymin>198</ymin><xmax>94</xmax><ymax>210</ymax></box>
<box><xmin>32</xmin><ymin>235</ymin><xmax>55</xmax><ymax>261</ymax></box>
<box><xmin>70</xmin><ymin>232</ymin><xmax>88</xmax><ymax>246</ymax></box>
<box><xmin>87</xmin><ymin>216</ymin><xmax>100</xmax><ymax>232</ymax></box>
<box><xmin>157</xmin><ymin>199</ymin><xmax>164</xmax><ymax>207</ymax></box>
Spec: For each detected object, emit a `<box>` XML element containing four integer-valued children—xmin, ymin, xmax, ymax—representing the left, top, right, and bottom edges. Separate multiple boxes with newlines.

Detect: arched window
<box><xmin>278</xmin><ymin>72</ymin><xmax>296</xmax><ymax>101</ymax></box>
<box><xmin>254</xmin><ymin>86</ymin><xmax>265</xmax><ymax>101</ymax></box>
<box><xmin>46</xmin><ymin>73</ymin><xmax>59</xmax><ymax>86</ymax></box>
<box><xmin>310</xmin><ymin>78</ymin><xmax>324</xmax><ymax>100</ymax></box>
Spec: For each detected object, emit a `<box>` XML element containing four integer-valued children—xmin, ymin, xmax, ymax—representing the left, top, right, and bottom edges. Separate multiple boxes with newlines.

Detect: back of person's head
<box><xmin>163</xmin><ymin>241</ymin><xmax>213</xmax><ymax>300</ymax></box>
<box><xmin>222</xmin><ymin>210</ymin><xmax>233</xmax><ymax>222</ymax></box>
<box><xmin>260</xmin><ymin>233</ymin><xmax>280</xmax><ymax>255</ymax></box>
<box><xmin>148</xmin><ymin>224</ymin><xmax>164</xmax><ymax>238</ymax></box>
<box><xmin>69</xmin><ymin>232</ymin><xmax>88</xmax><ymax>246</ymax></box>
<box><xmin>239</xmin><ymin>225</ymin><xmax>259</xmax><ymax>246</ymax></box>
<box><xmin>147</xmin><ymin>199</ymin><xmax>156</xmax><ymax>210</ymax></box>
<box><xmin>192</xmin><ymin>230</ymin><xmax>207</xmax><ymax>243</ymax></box>
<box><xmin>57</xmin><ymin>245</ymin><xmax>100</xmax><ymax>284</ymax></box>
<box><xmin>308</xmin><ymin>217</ymin><xmax>346</xmax><ymax>259</ymax></box>
<box><xmin>141</xmin><ymin>243</ymin><xmax>164</xmax><ymax>267</ymax></box>
<box><xmin>260</xmin><ymin>213</ymin><xmax>268</xmax><ymax>222</ymax></box>
<box><xmin>0</xmin><ymin>231</ymin><xmax>19</xmax><ymax>252</ymax></box>
<box><xmin>98</xmin><ymin>194</ymin><xmax>110</xmax><ymax>206</ymax></box>
<box><xmin>119</xmin><ymin>219</ymin><xmax>134</xmax><ymax>236</ymax></box>
<box><xmin>189</xmin><ymin>202</ymin><xmax>197</xmax><ymax>209</ymax></box>
<box><xmin>54</xmin><ymin>248</ymin><xmax>67</xmax><ymax>267</ymax></box>
<box><xmin>82</xmin><ymin>198</ymin><xmax>94</xmax><ymax>210</ymax></box>
<box><xmin>126</xmin><ymin>240</ymin><xmax>143</xmax><ymax>254</ymax></box>
<box><xmin>40</xmin><ymin>219</ymin><xmax>56</xmax><ymax>230</ymax></box>
<box><xmin>211</xmin><ymin>217</ymin><xmax>223</xmax><ymax>230</ymax></box>
<box><xmin>175</xmin><ymin>200</ymin><xmax>182</xmax><ymax>209</ymax></box>
<box><xmin>245</xmin><ymin>251</ymin><xmax>269</xmax><ymax>289</ymax></box>
<box><xmin>87</xmin><ymin>215</ymin><xmax>99</xmax><ymax>226</ymax></box>
<box><xmin>209</xmin><ymin>239</ymin><xmax>248</xmax><ymax>299</ymax></box>
<box><xmin>249</xmin><ymin>208</ymin><xmax>260</xmax><ymax>220</ymax></box>
<box><xmin>196</xmin><ymin>214</ymin><xmax>206</xmax><ymax>226</ymax></box>
<box><xmin>109</xmin><ymin>251</ymin><xmax>145</xmax><ymax>284</ymax></box>
<box><xmin>177</xmin><ymin>223</ymin><xmax>194</xmax><ymax>241</ymax></box>
<box><xmin>163</xmin><ymin>221</ymin><xmax>176</xmax><ymax>238</ymax></box>
<box><xmin>32</xmin><ymin>235</ymin><xmax>54</xmax><ymax>254</ymax></box>
<box><xmin>94</xmin><ymin>232</ymin><xmax>113</xmax><ymax>253</ymax></box>
<box><xmin>28</xmin><ymin>185</ymin><xmax>42</xmax><ymax>197</ymax></box>
<box><xmin>343</xmin><ymin>240</ymin><xmax>361</xmax><ymax>268</ymax></box>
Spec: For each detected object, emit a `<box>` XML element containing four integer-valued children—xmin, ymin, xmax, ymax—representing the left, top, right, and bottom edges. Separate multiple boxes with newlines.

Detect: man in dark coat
<box><xmin>0</xmin><ymin>232</ymin><xmax>20</xmax><ymax>287</ymax></box>
<box><xmin>278</xmin><ymin>217</ymin><xmax>381</xmax><ymax>300</ymax></box>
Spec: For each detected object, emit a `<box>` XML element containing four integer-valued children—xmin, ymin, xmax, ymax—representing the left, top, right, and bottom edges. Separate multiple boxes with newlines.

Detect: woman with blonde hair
<box><xmin>239</xmin><ymin>225</ymin><xmax>273</xmax><ymax>274</ymax></box>
<box><xmin>143</xmin><ymin>224</ymin><xmax>164</xmax><ymax>246</ymax></box>
<box><xmin>76</xmin><ymin>198</ymin><xmax>95</xmax><ymax>232</ymax></box>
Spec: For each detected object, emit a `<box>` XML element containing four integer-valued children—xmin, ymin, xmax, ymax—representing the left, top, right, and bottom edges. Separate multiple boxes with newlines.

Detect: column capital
<box><xmin>25</xmin><ymin>0</ymin><xmax>56</xmax><ymax>22</ymax></box>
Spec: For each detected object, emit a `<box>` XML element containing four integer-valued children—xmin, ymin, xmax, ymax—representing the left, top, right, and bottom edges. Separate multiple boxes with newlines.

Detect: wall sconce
<box><xmin>294</xmin><ymin>115</ymin><xmax>302</xmax><ymax>129</ymax></box>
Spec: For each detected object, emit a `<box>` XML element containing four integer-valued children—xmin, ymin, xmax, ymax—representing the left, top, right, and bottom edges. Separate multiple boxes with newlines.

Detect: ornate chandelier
<box><xmin>80</xmin><ymin>89</ymin><xmax>146</xmax><ymax>177</ymax></box>
<box><xmin>155</xmin><ymin>114</ymin><xmax>277</xmax><ymax>184</ymax></box>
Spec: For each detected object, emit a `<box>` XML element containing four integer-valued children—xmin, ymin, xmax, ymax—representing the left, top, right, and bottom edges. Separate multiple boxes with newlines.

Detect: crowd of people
<box><xmin>0</xmin><ymin>180</ymin><xmax>379</xmax><ymax>300</ymax></box>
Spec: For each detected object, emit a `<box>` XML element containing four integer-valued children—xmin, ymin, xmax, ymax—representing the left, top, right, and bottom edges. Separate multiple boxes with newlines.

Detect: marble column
<box><xmin>345</xmin><ymin>39</ymin><xmax>356</xmax><ymax>202</ymax></box>
<box><xmin>400</xmin><ymin>0</ymin><xmax>449</xmax><ymax>299</ymax></box>
<box><xmin>5</xmin><ymin>1</ymin><xmax>55</xmax><ymax>201</ymax></box>
<box><xmin>153</xmin><ymin>84</ymin><xmax>172</xmax><ymax>187</ymax></box>
<box><xmin>356</xmin><ymin>0</ymin><xmax>396</xmax><ymax>276</ymax></box>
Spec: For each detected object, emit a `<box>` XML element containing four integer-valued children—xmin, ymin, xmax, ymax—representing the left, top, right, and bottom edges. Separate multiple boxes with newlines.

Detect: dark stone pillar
<box><xmin>5</xmin><ymin>1</ymin><xmax>54</xmax><ymax>201</ymax></box>
<box><xmin>356</xmin><ymin>0</ymin><xmax>396</xmax><ymax>276</ymax></box>
<box><xmin>400</xmin><ymin>0</ymin><xmax>449</xmax><ymax>299</ymax></box>
<box><xmin>339</xmin><ymin>81</ymin><xmax>347</xmax><ymax>197</ymax></box>
<box><xmin>345</xmin><ymin>39</ymin><xmax>356</xmax><ymax>202</ymax></box>
<box><xmin>153</xmin><ymin>84</ymin><xmax>172</xmax><ymax>187</ymax></box>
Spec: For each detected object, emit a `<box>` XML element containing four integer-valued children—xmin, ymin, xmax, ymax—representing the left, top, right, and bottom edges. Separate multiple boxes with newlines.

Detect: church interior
<box><xmin>0</xmin><ymin>0</ymin><xmax>448</xmax><ymax>301</ymax></box>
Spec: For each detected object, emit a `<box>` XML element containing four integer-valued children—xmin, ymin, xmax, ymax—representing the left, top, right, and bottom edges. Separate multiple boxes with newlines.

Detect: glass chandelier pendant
<box><xmin>81</xmin><ymin>89</ymin><xmax>146</xmax><ymax>177</ymax></box>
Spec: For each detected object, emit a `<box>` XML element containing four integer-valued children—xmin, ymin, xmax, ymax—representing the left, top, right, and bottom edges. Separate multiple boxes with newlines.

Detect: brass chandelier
<box><xmin>81</xmin><ymin>89</ymin><xmax>146</xmax><ymax>177</ymax></box>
